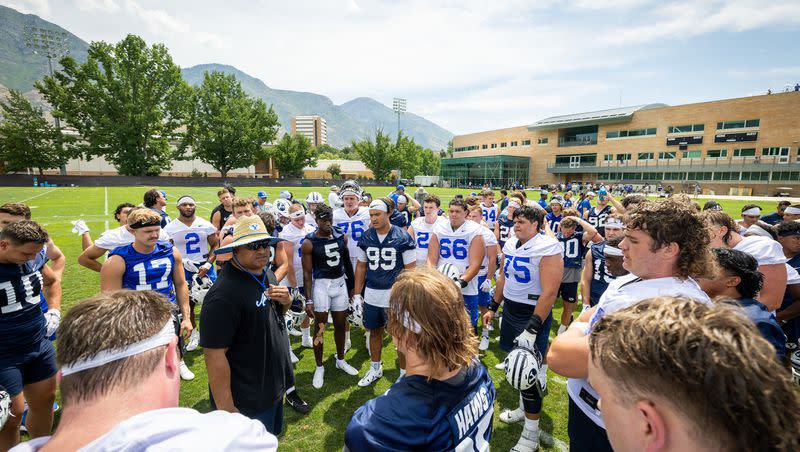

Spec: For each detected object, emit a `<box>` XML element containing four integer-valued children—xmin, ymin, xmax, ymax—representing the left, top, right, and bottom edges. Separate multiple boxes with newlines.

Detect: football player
<box><xmin>143</xmin><ymin>188</ymin><xmax>171</xmax><ymax>228</ymax></box>
<box><xmin>480</xmin><ymin>189</ymin><xmax>499</xmax><ymax>232</ymax></box>
<box><xmin>555</xmin><ymin>216</ymin><xmax>598</xmax><ymax>334</ymax></box>
<box><xmin>304</xmin><ymin>191</ymin><xmax>326</xmax><ymax>229</ymax></box>
<box><xmin>482</xmin><ymin>205</ymin><xmax>563</xmax><ymax>452</ymax></box>
<box><xmin>353</xmin><ymin>198</ymin><xmax>416</xmax><ymax>387</ymax></box>
<box><xmin>280</xmin><ymin>204</ymin><xmax>316</xmax><ymax>348</ymax></box>
<box><xmin>163</xmin><ymin>196</ymin><xmax>219</xmax><ymax>352</ymax></box>
<box><xmin>210</xmin><ymin>188</ymin><xmax>234</xmax><ymax>231</ymax></box>
<box><xmin>495</xmin><ymin>198</ymin><xmax>520</xmax><ymax>249</ymax></box>
<box><xmin>216</xmin><ymin>198</ymin><xmax>257</xmax><ymax>264</ymax></box>
<box><xmin>0</xmin><ymin>221</ymin><xmax>61</xmax><ymax>449</ymax></box>
<box><xmin>70</xmin><ymin>202</ymin><xmax>136</xmax><ymax>251</ymax></box>
<box><xmin>427</xmin><ymin>198</ymin><xmax>485</xmax><ymax>330</ymax></box>
<box><xmin>467</xmin><ymin>205</ymin><xmax>498</xmax><ymax>351</ymax></box>
<box><xmin>545</xmin><ymin>198</ymin><xmax>564</xmax><ymax>233</ymax></box>
<box><xmin>301</xmin><ymin>205</ymin><xmax>358</xmax><ymax>388</ymax></box>
<box><xmin>408</xmin><ymin>194</ymin><xmax>445</xmax><ymax>267</ymax></box>
<box><xmin>99</xmin><ymin>208</ymin><xmax>194</xmax><ymax>381</ymax></box>
<box><xmin>584</xmin><ymin>192</ymin><xmax>613</xmax><ymax>237</ymax></box>
<box><xmin>579</xmin><ymin>215</ymin><xmax>625</xmax><ymax>310</ymax></box>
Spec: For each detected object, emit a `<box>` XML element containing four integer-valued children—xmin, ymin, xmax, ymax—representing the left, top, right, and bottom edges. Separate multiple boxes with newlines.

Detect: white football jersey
<box><xmin>305</xmin><ymin>213</ymin><xmax>317</xmax><ymax>229</ymax></box>
<box><xmin>94</xmin><ymin>225</ymin><xmax>169</xmax><ymax>251</ymax></box>
<box><xmin>409</xmin><ymin>216</ymin><xmax>445</xmax><ymax>266</ymax></box>
<box><xmin>278</xmin><ymin>222</ymin><xmax>316</xmax><ymax>287</ymax></box>
<box><xmin>432</xmin><ymin>219</ymin><xmax>484</xmax><ymax>295</ymax></box>
<box><xmin>333</xmin><ymin>207</ymin><xmax>371</xmax><ymax>268</ymax></box>
<box><xmin>478</xmin><ymin>224</ymin><xmax>498</xmax><ymax>277</ymax></box>
<box><xmin>733</xmin><ymin>236</ymin><xmax>787</xmax><ymax>266</ymax></box>
<box><xmin>568</xmin><ymin>274</ymin><xmax>711</xmax><ymax>428</ymax></box>
<box><xmin>163</xmin><ymin>218</ymin><xmax>217</xmax><ymax>263</ymax></box>
<box><xmin>480</xmin><ymin>203</ymin><xmax>499</xmax><ymax>229</ymax></box>
<box><xmin>500</xmin><ymin>234</ymin><xmax>562</xmax><ymax>304</ymax></box>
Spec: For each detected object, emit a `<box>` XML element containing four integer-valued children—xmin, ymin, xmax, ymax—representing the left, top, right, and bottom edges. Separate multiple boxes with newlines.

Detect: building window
<box><xmin>687</xmin><ymin>172</ymin><xmax>714</xmax><ymax>181</ymax></box>
<box><xmin>664</xmin><ymin>172</ymin><xmax>685</xmax><ymax>180</ymax></box>
<box><xmin>668</xmin><ymin>124</ymin><xmax>704</xmax><ymax>133</ymax></box>
<box><xmin>638</xmin><ymin>152</ymin><xmax>654</xmax><ymax>160</ymax></box>
<box><xmin>538</xmin><ymin>137</ymin><xmax>548</xmax><ymax>145</ymax></box>
<box><xmin>741</xmin><ymin>171</ymin><xmax>770</xmax><ymax>181</ymax></box>
<box><xmin>522</xmin><ymin>139</ymin><xmax>531</xmax><ymax>146</ymax></box>
<box><xmin>554</xmin><ymin>153</ymin><xmax>597</xmax><ymax>166</ymax></box>
<box><xmin>511</xmin><ymin>141</ymin><xmax>518</xmax><ymax>147</ymax></box>
<box><xmin>773</xmin><ymin>171</ymin><xmax>800</xmax><ymax>181</ymax></box>
<box><xmin>707</xmin><ymin>149</ymin><xmax>727</xmax><ymax>158</ymax></box>
<box><xmin>500</xmin><ymin>142</ymin><xmax>507</xmax><ymax>148</ymax></box>
<box><xmin>606</xmin><ymin>128</ymin><xmax>657</xmax><ymax>139</ymax></box>
<box><xmin>713</xmin><ymin>171</ymin><xmax>740</xmax><ymax>181</ymax></box>
<box><xmin>762</xmin><ymin>147</ymin><xmax>789</xmax><ymax>156</ymax></box>
<box><xmin>659</xmin><ymin>151</ymin><xmax>676</xmax><ymax>159</ymax></box>
<box><xmin>682</xmin><ymin>150</ymin><xmax>701</xmax><ymax>158</ymax></box>
<box><xmin>733</xmin><ymin>148</ymin><xmax>756</xmax><ymax>157</ymax></box>
<box><xmin>491</xmin><ymin>143</ymin><xmax>497</xmax><ymax>149</ymax></box>
<box><xmin>454</xmin><ymin>145</ymin><xmax>479</xmax><ymax>152</ymax></box>
<box><xmin>717</xmin><ymin>119</ymin><xmax>760</xmax><ymax>130</ymax></box>
<box><xmin>617</xmin><ymin>153</ymin><xmax>632</xmax><ymax>161</ymax></box>
<box><xmin>604</xmin><ymin>154</ymin><xmax>613</xmax><ymax>161</ymax></box>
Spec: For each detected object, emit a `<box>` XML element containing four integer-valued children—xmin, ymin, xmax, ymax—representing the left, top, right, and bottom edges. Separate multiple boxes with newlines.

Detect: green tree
<box><xmin>36</xmin><ymin>34</ymin><xmax>191</xmax><ymax>176</ymax></box>
<box><xmin>271</xmin><ymin>133</ymin><xmax>317</xmax><ymax>178</ymax></box>
<box><xmin>446</xmin><ymin>139</ymin><xmax>454</xmax><ymax>158</ymax></box>
<box><xmin>395</xmin><ymin>133</ymin><xmax>423</xmax><ymax>179</ymax></box>
<box><xmin>420</xmin><ymin>148</ymin><xmax>441</xmax><ymax>176</ymax></box>
<box><xmin>315</xmin><ymin>143</ymin><xmax>339</xmax><ymax>156</ymax></box>
<box><xmin>327</xmin><ymin>163</ymin><xmax>342</xmax><ymax>179</ymax></box>
<box><xmin>352</xmin><ymin>129</ymin><xmax>400</xmax><ymax>181</ymax></box>
<box><xmin>0</xmin><ymin>90</ymin><xmax>73</xmax><ymax>174</ymax></box>
<box><xmin>183</xmin><ymin>71</ymin><xmax>279</xmax><ymax>178</ymax></box>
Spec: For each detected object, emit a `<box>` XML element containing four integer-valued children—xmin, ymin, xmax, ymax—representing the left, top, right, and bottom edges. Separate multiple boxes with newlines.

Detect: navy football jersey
<box><xmin>307</xmin><ymin>229</ymin><xmax>351</xmax><ymax>280</ymax></box>
<box><xmin>390</xmin><ymin>210</ymin><xmax>409</xmax><ymax>228</ymax></box>
<box><xmin>357</xmin><ymin>225</ymin><xmax>415</xmax><ymax>291</ymax></box>
<box><xmin>397</xmin><ymin>207</ymin><xmax>412</xmax><ymax>227</ymax></box>
<box><xmin>0</xmin><ymin>250</ymin><xmax>47</xmax><ymax>357</ymax></box>
<box><xmin>545</xmin><ymin>212</ymin><xmax>562</xmax><ymax>233</ymax></box>
<box><xmin>345</xmin><ymin>360</ymin><xmax>495</xmax><ymax>452</ymax></box>
<box><xmin>497</xmin><ymin>212</ymin><xmax>515</xmax><ymax>248</ymax></box>
<box><xmin>109</xmin><ymin>241</ymin><xmax>176</xmax><ymax>303</ymax></box>
<box><xmin>589</xmin><ymin>241</ymin><xmax>615</xmax><ymax>306</ymax></box>
<box><xmin>557</xmin><ymin>231</ymin><xmax>587</xmax><ymax>268</ymax></box>
<box><xmin>587</xmin><ymin>205</ymin><xmax>612</xmax><ymax>236</ymax></box>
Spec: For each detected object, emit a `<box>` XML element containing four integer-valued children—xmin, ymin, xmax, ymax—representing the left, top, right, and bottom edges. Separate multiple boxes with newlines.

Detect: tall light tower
<box><xmin>25</xmin><ymin>25</ymin><xmax>70</xmax><ymax>175</ymax></box>
<box><xmin>392</xmin><ymin>97</ymin><xmax>406</xmax><ymax>136</ymax></box>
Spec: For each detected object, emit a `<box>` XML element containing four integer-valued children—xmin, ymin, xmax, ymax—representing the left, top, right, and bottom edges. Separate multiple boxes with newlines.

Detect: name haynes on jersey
<box><xmin>452</xmin><ymin>385</ymin><xmax>492</xmax><ymax>439</ymax></box>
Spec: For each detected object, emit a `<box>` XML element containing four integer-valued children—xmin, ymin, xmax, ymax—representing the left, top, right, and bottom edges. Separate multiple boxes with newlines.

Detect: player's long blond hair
<box><xmin>387</xmin><ymin>267</ymin><xmax>478</xmax><ymax>380</ymax></box>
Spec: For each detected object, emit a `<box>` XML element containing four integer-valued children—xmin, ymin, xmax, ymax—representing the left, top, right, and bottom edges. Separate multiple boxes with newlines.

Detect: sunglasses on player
<box><xmin>245</xmin><ymin>240</ymin><xmax>271</xmax><ymax>251</ymax></box>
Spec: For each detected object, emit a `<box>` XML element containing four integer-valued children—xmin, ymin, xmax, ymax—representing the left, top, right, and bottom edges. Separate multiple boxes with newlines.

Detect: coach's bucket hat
<box><xmin>214</xmin><ymin>215</ymin><xmax>277</xmax><ymax>254</ymax></box>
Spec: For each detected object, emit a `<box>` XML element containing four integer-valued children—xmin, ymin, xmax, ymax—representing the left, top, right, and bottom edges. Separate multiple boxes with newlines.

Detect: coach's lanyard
<box><xmin>232</xmin><ymin>255</ymin><xmax>284</xmax><ymax>331</ymax></box>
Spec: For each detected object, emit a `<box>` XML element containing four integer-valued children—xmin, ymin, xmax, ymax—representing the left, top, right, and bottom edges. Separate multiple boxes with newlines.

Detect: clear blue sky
<box><xmin>5</xmin><ymin>0</ymin><xmax>799</xmax><ymax>135</ymax></box>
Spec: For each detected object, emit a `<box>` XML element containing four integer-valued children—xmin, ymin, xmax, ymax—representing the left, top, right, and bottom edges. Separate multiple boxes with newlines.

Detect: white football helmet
<box><xmin>274</xmin><ymin>198</ymin><xmax>292</xmax><ymax>218</ymax></box>
<box><xmin>284</xmin><ymin>313</ymin><xmax>295</xmax><ymax>332</ymax></box>
<box><xmin>791</xmin><ymin>350</ymin><xmax>800</xmax><ymax>386</ymax></box>
<box><xmin>438</xmin><ymin>263</ymin><xmax>461</xmax><ymax>284</ymax></box>
<box><xmin>348</xmin><ymin>295</ymin><xmax>364</xmax><ymax>328</ymax></box>
<box><xmin>504</xmin><ymin>345</ymin><xmax>544</xmax><ymax>395</ymax></box>
<box><xmin>305</xmin><ymin>191</ymin><xmax>325</xmax><ymax>205</ymax></box>
<box><xmin>0</xmin><ymin>385</ymin><xmax>9</xmax><ymax>430</ymax></box>
<box><xmin>190</xmin><ymin>274</ymin><xmax>214</xmax><ymax>305</ymax></box>
<box><xmin>339</xmin><ymin>180</ymin><xmax>362</xmax><ymax>198</ymax></box>
<box><xmin>287</xmin><ymin>300</ymin><xmax>307</xmax><ymax>325</ymax></box>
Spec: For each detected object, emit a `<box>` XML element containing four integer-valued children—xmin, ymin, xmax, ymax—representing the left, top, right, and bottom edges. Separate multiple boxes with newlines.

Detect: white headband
<box><xmin>402</xmin><ymin>311</ymin><xmax>422</xmax><ymax>334</ymax></box>
<box><xmin>508</xmin><ymin>201</ymin><xmax>520</xmax><ymax>209</ymax></box>
<box><xmin>397</xmin><ymin>195</ymin><xmax>407</xmax><ymax>204</ymax></box>
<box><xmin>60</xmin><ymin>319</ymin><xmax>175</xmax><ymax>376</ymax></box>
<box><xmin>604</xmin><ymin>246</ymin><xmax>623</xmax><ymax>257</ymax></box>
<box><xmin>742</xmin><ymin>207</ymin><xmax>761</xmax><ymax>216</ymax></box>
<box><xmin>289</xmin><ymin>210</ymin><xmax>305</xmax><ymax>219</ymax></box>
<box><xmin>176</xmin><ymin>196</ymin><xmax>195</xmax><ymax>206</ymax></box>
<box><xmin>786</xmin><ymin>207</ymin><xmax>800</xmax><ymax>215</ymax></box>
<box><xmin>605</xmin><ymin>218</ymin><xmax>624</xmax><ymax>229</ymax></box>
<box><xmin>369</xmin><ymin>200</ymin><xmax>388</xmax><ymax>212</ymax></box>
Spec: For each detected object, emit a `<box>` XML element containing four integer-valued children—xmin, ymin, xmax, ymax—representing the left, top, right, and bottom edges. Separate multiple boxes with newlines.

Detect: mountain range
<box><xmin>0</xmin><ymin>4</ymin><xmax>452</xmax><ymax>150</ymax></box>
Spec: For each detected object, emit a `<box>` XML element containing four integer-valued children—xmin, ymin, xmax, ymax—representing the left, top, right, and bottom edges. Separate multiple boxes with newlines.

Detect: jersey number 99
<box><xmin>366</xmin><ymin>247</ymin><xmax>396</xmax><ymax>271</ymax></box>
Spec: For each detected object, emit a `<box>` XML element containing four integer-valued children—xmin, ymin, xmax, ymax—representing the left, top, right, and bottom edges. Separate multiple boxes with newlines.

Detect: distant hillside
<box><xmin>0</xmin><ymin>5</ymin><xmax>453</xmax><ymax>150</ymax></box>
<box><xmin>0</xmin><ymin>5</ymin><xmax>89</xmax><ymax>92</ymax></box>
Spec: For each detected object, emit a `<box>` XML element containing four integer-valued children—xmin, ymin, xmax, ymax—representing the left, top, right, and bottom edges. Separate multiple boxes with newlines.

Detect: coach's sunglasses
<box><xmin>245</xmin><ymin>240</ymin><xmax>272</xmax><ymax>251</ymax></box>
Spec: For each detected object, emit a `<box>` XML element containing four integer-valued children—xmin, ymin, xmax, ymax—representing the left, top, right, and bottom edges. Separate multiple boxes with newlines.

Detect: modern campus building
<box><xmin>291</xmin><ymin>115</ymin><xmax>328</xmax><ymax>147</ymax></box>
<box><xmin>445</xmin><ymin>90</ymin><xmax>800</xmax><ymax>195</ymax></box>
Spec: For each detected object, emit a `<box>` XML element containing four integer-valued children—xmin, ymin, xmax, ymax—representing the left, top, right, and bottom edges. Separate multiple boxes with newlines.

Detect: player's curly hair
<box><xmin>700</xmin><ymin>210</ymin><xmax>738</xmax><ymax>246</ymax></box>
<box><xmin>590</xmin><ymin>296</ymin><xmax>800</xmax><ymax>452</ymax></box>
<box><xmin>0</xmin><ymin>202</ymin><xmax>31</xmax><ymax>220</ymax></box>
<box><xmin>113</xmin><ymin>203</ymin><xmax>135</xmax><ymax>223</ymax></box>
<box><xmin>711</xmin><ymin>248</ymin><xmax>763</xmax><ymax>299</ymax></box>
<box><xmin>624</xmin><ymin>199</ymin><xmax>714</xmax><ymax>279</ymax></box>
<box><xmin>0</xmin><ymin>220</ymin><xmax>48</xmax><ymax>244</ymax></box>
<box><xmin>387</xmin><ymin>267</ymin><xmax>478</xmax><ymax>380</ymax></box>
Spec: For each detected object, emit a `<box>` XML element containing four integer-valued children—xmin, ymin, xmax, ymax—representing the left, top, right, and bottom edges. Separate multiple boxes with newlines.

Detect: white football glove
<box><xmin>70</xmin><ymin>219</ymin><xmax>90</xmax><ymax>235</ymax></box>
<box><xmin>291</xmin><ymin>288</ymin><xmax>306</xmax><ymax>305</ymax></box>
<box><xmin>514</xmin><ymin>329</ymin><xmax>537</xmax><ymax>351</ymax></box>
<box><xmin>183</xmin><ymin>259</ymin><xmax>200</xmax><ymax>273</ymax></box>
<box><xmin>44</xmin><ymin>309</ymin><xmax>60</xmax><ymax>337</ymax></box>
<box><xmin>351</xmin><ymin>294</ymin><xmax>363</xmax><ymax>308</ymax></box>
<box><xmin>479</xmin><ymin>279</ymin><xmax>493</xmax><ymax>293</ymax></box>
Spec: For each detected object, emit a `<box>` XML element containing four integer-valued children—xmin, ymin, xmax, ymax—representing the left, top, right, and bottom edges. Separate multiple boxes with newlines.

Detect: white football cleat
<box><xmin>185</xmin><ymin>330</ymin><xmax>200</xmax><ymax>352</ymax></box>
<box><xmin>290</xmin><ymin>348</ymin><xmax>299</xmax><ymax>364</ymax></box>
<box><xmin>557</xmin><ymin>324</ymin><xmax>567</xmax><ymax>335</ymax></box>
<box><xmin>357</xmin><ymin>366</ymin><xmax>383</xmax><ymax>387</ymax></box>
<box><xmin>539</xmin><ymin>365</ymin><xmax>548</xmax><ymax>392</ymax></box>
<box><xmin>510</xmin><ymin>427</ymin><xmax>540</xmax><ymax>452</ymax></box>
<box><xmin>301</xmin><ymin>335</ymin><xmax>313</xmax><ymax>348</ymax></box>
<box><xmin>70</xmin><ymin>219</ymin><xmax>90</xmax><ymax>235</ymax></box>
<box><xmin>289</xmin><ymin>327</ymin><xmax>302</xmax><ymax>337</ymax></box>
<box><xmin>479</xmin><ymin>336</ymin><xmax>490</xmax><ymax>351</ymax></box>
<box><xmin>494</xmin><ymin>362</ymin><xmax>506</xmax><ymax>370</ymax></box>
<box><xmin>179</xmin><ymin>360</ymin><xmax>195</xmax><ymax>381</ymax></box>
<box><xmin>499</xmin><ymin>407</ymin><xmax>525</xmax><ymax>424</ymax></box>
<box><xmin>312</xmin><ymin>367</ymin><xmax>325</xmax><ymax>389</ymax></box>
<box><xmin>336</xmin><ymin>360</ymin><xmax>359</xmax><ymax>376</ymax></box>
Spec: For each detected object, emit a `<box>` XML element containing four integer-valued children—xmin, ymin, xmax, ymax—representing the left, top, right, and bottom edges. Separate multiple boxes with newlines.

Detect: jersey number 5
<box><xmin>324</xmin><ymin>243</ymin><xmax>341</xmax><ymax>266</ymax></box>
<box><xmin>503</xmin><ymin>256</ymin><xmax>531</xmax><ymax>283</ymax></box>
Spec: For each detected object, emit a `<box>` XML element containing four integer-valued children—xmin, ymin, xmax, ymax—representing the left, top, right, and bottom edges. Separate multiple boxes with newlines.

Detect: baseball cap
<box><xmin>587</xmin><ymin>191</ymin><xmax>596</xmax><ymax>197</ymax></box>
<box><xmin>397</xmin><ymin>195</ymin><xmax>407</xmax><ymax>204</ymax></box>
<box><xmin>396</xmin><ymin>185</ymin><xmax>405</xmax><ymax>191</ymax></box>
<box><xmin>279</xmin><ymin>190</ymin><xmax>292</xmax><ymax>200</ymax></box>
<box><xmin>257</xmin><ymin>191</ymin><xmax>267</xmax><ymax>199</ymax></box>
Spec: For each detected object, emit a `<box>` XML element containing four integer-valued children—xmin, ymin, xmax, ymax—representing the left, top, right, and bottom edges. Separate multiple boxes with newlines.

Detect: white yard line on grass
<box><xmin>18</xmin><ymin>188</ymin><xmax>58</xmax><ymax>203</ymax></box>
<box><xmin>104</xmin><ymin>187</ymin><xmax>109</xmax><ymax>232</ymax></box>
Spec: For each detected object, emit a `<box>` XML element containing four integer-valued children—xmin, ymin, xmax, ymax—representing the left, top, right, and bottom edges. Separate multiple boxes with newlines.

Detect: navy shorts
<box><xmin>559</xmin><ymin>282</ymin><xmax>578</xmax><ymax>303</ymax></box>
<box><xmin>477</xmin><ymin>275</ymin><xmax>492</xmax><ymax>307</ymax></box>
<box><xmin>363</xmin><ymin>303</ymin><xmax>389</xmax><ymax>330</ymax></box>
<box><xmin>499</xmin><ymin>299</ymin><xmax>553</xmax><ymax>354</ymax></box>
<box><xmin>463</xmin><ymin>294</ymin><xmax>480</xmax><ymax>326</ymax></box>
<box><xmin>568</xmin><ymin>398</ymin><xmax>613</xmax><ymax>452</ymax></box>
<box><xmin>0</xmin><ymin>339</ymin><xmax>57</xmax><ymax>396</ymax></box>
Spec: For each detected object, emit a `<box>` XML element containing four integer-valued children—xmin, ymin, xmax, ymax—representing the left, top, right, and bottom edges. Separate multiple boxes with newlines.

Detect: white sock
<box><xmin>399</xmin><ymin>368</ymin><xmax>406</xmax><ymax>377</ymax></box>
<box><xmin>524</xmin><ymin>418</ymin><xmax>539</xmax><ymax>431</ymax></box>
<box><xmin>316</xmin><ymin>365</ymin><xmax>324</xmax><ymax>371</ymax></box>
<box><xmin>540</xmin><ymin>364</ymin><xmax>548</xmax><ymax>376</ymax></box>
<box><xmin>301</xmin><ymin>327</ymin><xmax>310</xmax><ymax>338</ymax></box>
<box><xmin>337</xmin><ymin>356</ymin><xmax>345</xmax><ymax>365</ymax></box>
<box><xmin>345</xmin><ymin>331</ymin><xmax>351</xmax><ymax>342</ymax></box>
<box><xmin>371</xmin><ymin>361</ymin><xmax>381</xmax><ymax>371</ymax></box>
<box><xmin>482</xmin><ymin>327</ymin><xmax>489</xmax><ymax>338</ymax></box>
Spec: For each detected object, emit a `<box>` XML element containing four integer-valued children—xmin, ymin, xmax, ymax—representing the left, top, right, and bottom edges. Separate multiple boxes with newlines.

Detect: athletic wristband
<box><xmin>526</xmin><ymin>314</ymin><xmax>543</xmax><ymax>334</ymax></box>
<box><xmin>306</xmin><ymin>300</ymin><xmax>314</xmax><ymax>305</ymax></box>
<box><xmin>200</xmin><ymin>262</ymin><xmax>212</xmax><ymax>271</ymax></box>
<box><xmin>489</xmin><ymin>301</ymin><xmax>501</xmax><ymax>313</ymax></box>
<box><xmin>458</xmin><ymin>278</ymin><xmax>468</xmax><ymax>289</ymax></box>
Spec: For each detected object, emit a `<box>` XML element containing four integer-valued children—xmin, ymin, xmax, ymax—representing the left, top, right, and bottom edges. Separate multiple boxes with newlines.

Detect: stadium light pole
<box><xmin>392</xmin><ymin>97</ymin><xmax>406</xmax><ymax>136</ymax></box>
<box><xmin>25</xmin><ymin>25</ymin><xmax>70</xmax><ymax>175</ymax></box>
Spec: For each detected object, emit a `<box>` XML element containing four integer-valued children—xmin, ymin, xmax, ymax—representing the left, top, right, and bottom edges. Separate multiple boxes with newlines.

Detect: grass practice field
<box><xmin>2</xmin><ymin>185</ymin><xmax>760</xmax><ymax>451</ymax></box>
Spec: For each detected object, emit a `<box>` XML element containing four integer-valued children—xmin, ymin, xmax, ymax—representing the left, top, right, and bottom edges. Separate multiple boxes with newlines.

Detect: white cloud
<box><xmin>74</xmin><ymin>0</ymin><xmax>118</xmax><ymax>12</ymax></box>
<box><xmin>4</xmin><ymin>0</ymin><xmax>50</xmax><ymax>15</ymax></box>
